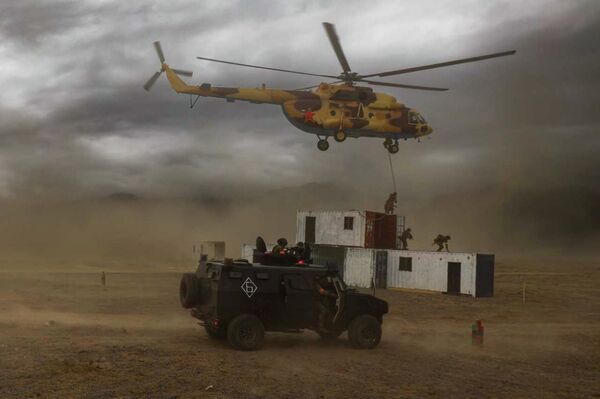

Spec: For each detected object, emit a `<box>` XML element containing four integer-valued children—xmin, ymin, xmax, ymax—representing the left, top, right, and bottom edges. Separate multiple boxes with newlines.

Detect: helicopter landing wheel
<box><xmin>317</xmin><ymin>139</ymin><xmax>330</xmax><ymax>151</ymax></box>
<box><xmin>334</xmin><ymin>130</ymin><xmax>346</xmax><ymax>142</ymax></box>
<box><xmin>388</xmin><ymin>143</ymin><xmax>399</xmax><ymax>154</ymax></box>
<box><xmin>383</xmin><ymin>138</ymin><xmax>392</xmax><ymax>149</ymax></box>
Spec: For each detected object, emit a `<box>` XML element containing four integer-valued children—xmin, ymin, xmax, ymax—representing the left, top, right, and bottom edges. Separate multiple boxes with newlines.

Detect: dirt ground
<box><xmin>1</xmin><ymin>258</ymin><xmax>598</xmax><ymax>399</ymax></box>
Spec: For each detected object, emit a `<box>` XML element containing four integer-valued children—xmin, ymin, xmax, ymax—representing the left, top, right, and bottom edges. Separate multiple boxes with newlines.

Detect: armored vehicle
<box><xmin>179</xmin><ymin>253</ymin><xmax>388</xmax><ymax>351</ymax></box>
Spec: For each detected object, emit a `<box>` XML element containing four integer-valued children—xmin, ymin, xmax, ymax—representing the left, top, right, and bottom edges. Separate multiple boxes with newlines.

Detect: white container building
<box><xmin>242</xmin><ymin>209</ymin><xmax>495</xmax><ymax>298</ymax></box>
<box><xmin>336</xmin><ymin>248</ymin><xmax>494</xmax><ymax>297</ymax></box>
<box><xmin>296</xmin><ymin>210</ymin><xmax>404</xmax><ymax>249</ymax></box>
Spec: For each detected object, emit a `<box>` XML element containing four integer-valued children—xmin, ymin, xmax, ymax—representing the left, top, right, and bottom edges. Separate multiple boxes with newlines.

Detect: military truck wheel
<box><xmin>179</xmin><ymin>273</ymin><xmax>201</xmax><ymax>309</ymax></box>
<box><xmin>388</xmin><ymin>144</ymin><xmax>399</xmax><ymax>154</ymax></box>
<box><xmin>316</xmin><ymin>328</ymin><xmax>342</xmax><ymax>340</ymax></box>
<box><xmin>227</xmin><ymin>314</ymin><xmax>265</xmax><ymax>351</ymax></box>
<box><xmin>348</xmin><ymin>314</ymin><xmax>382</xmax><ymax>349</ymax></box>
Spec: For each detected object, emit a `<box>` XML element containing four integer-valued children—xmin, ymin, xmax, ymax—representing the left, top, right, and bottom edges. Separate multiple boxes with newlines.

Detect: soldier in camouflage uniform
<box><xmin>271</xmin><ymin>238</ymin><xmax>289</xmax><ymax>256</ymax></box>
<box><xmin>384</xmin><ymin>192</ymin><xmax>397</xmax><ymax>215</ymax></box>
<box><xmin>433</xmin><ymin>234</ymin><xmax>451</xmax><ymax>252</ymax></box>
<box><xmin>399</xmin><ymin>228</ymin><xmax>413</xmax><ymax>250</ymax></box>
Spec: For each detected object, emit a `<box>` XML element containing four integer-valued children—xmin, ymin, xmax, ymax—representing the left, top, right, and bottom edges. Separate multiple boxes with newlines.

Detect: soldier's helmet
<box><xmin>446</xmin><ymin>235</ymin><xmax>451</xmax><ymax>240</ymax></box>
<box><xmin>296</xmin><ymin>242</ymin><xmax>304</xmax><ymax>248</ymax></box>
<box><xmin>406</xmin><ymin>228</ymin><xmax>411</xmax><ymax>232</ymax></box>
<box><xmin>277</xmin><ymin>237</ymin><xmax>288</xmax><ymax>246</ymax></box>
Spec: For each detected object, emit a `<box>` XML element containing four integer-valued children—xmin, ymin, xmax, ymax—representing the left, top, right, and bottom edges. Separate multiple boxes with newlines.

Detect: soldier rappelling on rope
<box><xmin>384</xmin><ymin>192</ymin><xmax>397</xmax><ymax>215</ymax></box>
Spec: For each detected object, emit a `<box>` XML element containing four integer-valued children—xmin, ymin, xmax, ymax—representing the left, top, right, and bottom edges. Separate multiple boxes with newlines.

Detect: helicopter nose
<box><xmin>418</xmin><ymin>124</ymin><xmax>433</xmax><ymax>136</ymax></box>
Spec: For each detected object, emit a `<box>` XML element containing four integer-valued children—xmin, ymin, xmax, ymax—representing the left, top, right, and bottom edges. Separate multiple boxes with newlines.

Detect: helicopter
<box><xmin>144</xmin><ymin>23</ymin><xmax>515</xmax><ymax>153</ymax></box>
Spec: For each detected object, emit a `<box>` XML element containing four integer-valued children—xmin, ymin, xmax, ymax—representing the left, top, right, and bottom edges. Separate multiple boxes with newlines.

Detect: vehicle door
<box><xmin>283</xmin><ymin>273</ymin><xmax>315</xmax><ymax>328</ymax></box>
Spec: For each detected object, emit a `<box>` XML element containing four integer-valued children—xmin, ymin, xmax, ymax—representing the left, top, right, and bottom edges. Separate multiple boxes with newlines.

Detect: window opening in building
<box><xmin>344</xmin><ymin>216</ymin><xmax>354</xmax><ymax>230</ymax></box>
<box><xmin>399</xmin><ymin>256</ymin><xmax>412</xmax><ymax>271</ymax></box>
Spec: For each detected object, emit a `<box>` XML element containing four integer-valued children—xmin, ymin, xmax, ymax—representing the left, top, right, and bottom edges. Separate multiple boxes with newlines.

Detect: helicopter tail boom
<box><xmin>163</xmin><ymin>65</ymin><xmax>194</xmax><ymax>93</ymax></box>
<box><xmin>144</xmin><ymin>42</ymin><xmax>295</xmax><ymax>105</ymax></box>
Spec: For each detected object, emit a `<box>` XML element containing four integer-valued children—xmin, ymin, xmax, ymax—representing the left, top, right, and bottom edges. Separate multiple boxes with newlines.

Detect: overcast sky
<box><xmin>0</xmin><ymin>0</ymin><xmax>598</xmax><ymax>202</ymax></box>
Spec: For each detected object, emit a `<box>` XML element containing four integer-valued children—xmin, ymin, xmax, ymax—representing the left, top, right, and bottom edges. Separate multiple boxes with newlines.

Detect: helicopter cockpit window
<box><xmin>409</xmin><ymin>112</ymin><xmax>419</xmax><ymax>124</ymax></box>
<box><xmin>418</xmin><ymin>114</ymin><xmax>426</xmax><ymax>124</ymax></box>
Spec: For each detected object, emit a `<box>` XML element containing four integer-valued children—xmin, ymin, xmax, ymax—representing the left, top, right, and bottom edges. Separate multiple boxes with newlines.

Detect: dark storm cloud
<box><xmin>0</xmin><ymin>0</ymin><xmax>598</xmax><ymax>251</ymax></box>
<box><xmin>0</xmin><ymin>1</ymin><xmax>84</xmax><ymax>44</ymax></box>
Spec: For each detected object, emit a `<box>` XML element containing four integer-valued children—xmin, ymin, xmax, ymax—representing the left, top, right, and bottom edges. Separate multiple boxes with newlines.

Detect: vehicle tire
<box><xmin>179</xmin><ymin>273</ymin><xmax>201</xmax><ymax>309</ymax></box>
<box><xmin>204</xmin><ymin>325</ymin><xmax>226</xmax><ymax>340</ymax></box>
<box><xmin>348</xmin><ymin>314</ymin><xmax>382</xmax><ymax>349</ymax></box>
<box><xmin>334</xmin><ymin>130</ymin><xmax>346</xmax><ymax>142</ymax></box>
<box><xmin>317</xmin><ymin>139</ymin><xmax>329</xmax><ymax>151</ymax></box>
<box><xmin>227</xmin><ymin>314</ymin><xmax>265</xmax><ymax>351</ymax></box>
<box><xmin>388</xmin><ymin>144</ymin><xmax>399</xmax><ymax>154</ymax></box>
<box><xmin>316</xmin><ymin>328</ymin><xmax>343</xmax><ymax>341</ymax></box>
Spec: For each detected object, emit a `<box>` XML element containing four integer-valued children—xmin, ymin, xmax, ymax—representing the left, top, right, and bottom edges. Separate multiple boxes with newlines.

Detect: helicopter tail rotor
<box><xmin>144</xmin><ymin>41</ymin><xmax>193</xmax><ymax>92</ymax></box>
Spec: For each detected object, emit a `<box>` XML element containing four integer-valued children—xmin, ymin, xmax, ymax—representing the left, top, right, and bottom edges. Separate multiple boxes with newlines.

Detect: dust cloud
<box><xmin>0</xmin><ymin>176</ymin><xmax>597</xmax><ymax>271</ymax></box>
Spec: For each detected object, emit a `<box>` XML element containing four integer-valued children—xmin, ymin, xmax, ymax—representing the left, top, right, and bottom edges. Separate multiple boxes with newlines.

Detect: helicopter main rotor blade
<box><xmin>143</xmin><ymin>71</ymin><xmax>162</xmax><ymax>91</ymax></box>
<box><xmin>196</xmin><ymin>56</ymin><xmax>338</xmax><ymax>79</ymax></box>
<box><xmin>358</xmin><ymin>79</ymin><xmax>448</xmax><ymax>91</ymax></box>
<box><xmin>172</xmin><ymin>68</ymin><xmax>193</xmax><ymax>77</ymax></box>
<box><xmin>322</xmin><ymin>22</ymin><xmax>352</xmax><ymax>74</ymax></box>
<box><xmin>153</xmin><ymin>41</ymin><xmax>166</xmax><ymax>63</ymax></box>
<box><xmin>361</xmin><ymin>50</ymin><xmax>516</xmax><ymax>78</ymax></box>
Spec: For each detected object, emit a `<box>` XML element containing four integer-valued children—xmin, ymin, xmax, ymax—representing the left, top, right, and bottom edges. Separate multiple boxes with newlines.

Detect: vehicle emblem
<box><xmin>241</xmin><ymin>277</ymin><xmax>258</xmax><ymax>298</ymax></box>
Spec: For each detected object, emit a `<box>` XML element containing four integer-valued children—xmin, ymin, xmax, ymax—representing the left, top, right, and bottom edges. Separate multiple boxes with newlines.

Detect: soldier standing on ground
<box><xmin>314</xmin><ymin>273</ymin><xmax>338</xmax><ymax>332</ymax></box>
<box><xmin>399</xmin><ymin>228</ymin><xmax>413</xmax><ymax>250</ymax></box>
<box><xmin>101</xmin><ymin>271</ymin><xmax>106</xmax><ymax>289</ymax></box>
<box><xmin>433</xmin><ymin>234</ymin><xmax>451</xmax><ymax>252</ymax></box>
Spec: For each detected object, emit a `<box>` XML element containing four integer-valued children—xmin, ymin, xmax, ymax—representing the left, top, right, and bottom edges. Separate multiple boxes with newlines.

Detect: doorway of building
<box><xmin>305</xmin><ymin>216</ymin><xmax>316</xmax><ymax>244</ymax></box>
<box><xmin>373</xmin><ymin>214</ymin><xmax>397</xmax><ymax>249</ymax></box>
<box><xmin>447</xmin><ymin>262</ymin><xmax>461</xmax><ymax>294</ymax></box>
<box><xmin>375</xmin><ymin>251</ymin><xmax>388</xmax><ymax>288</ymax></box>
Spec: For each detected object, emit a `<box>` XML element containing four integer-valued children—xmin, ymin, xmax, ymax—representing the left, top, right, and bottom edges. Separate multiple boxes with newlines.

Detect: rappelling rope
<box><xmin>388</xmin><ymin>151</ymin><xmax>397</xmax><ymax>194</ymax></box>
<box><xmin>356</xmin><ymin>153</ymin><xmax>398</xmax><ymax>222</ymax></box>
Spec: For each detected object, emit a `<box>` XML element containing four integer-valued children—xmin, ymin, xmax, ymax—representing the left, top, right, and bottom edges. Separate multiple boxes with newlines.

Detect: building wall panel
<box><xmin>296</xmin><ymin>210</ymin><xmax>365</xmax><ymax>247</ymax></box>
<box><xmin>386</xmin><ymin>250</ymin><xmax>477</xmax><ymax>296</ymax></box>
<box><xmin>343</xmin><ymin>248</ymin><xmax>374</xmax><ymax>288</ymax></box>
<box><xmin>311</xmin><ymin>244</ymin><xmax>347</xmax><ymax>278</ymax></box>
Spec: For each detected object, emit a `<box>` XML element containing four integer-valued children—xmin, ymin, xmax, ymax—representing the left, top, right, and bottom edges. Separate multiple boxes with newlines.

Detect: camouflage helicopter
<box><xmin>144</xmin><ymin>23</ymin><xmax>515</xmax><ymax>153</ymax></box>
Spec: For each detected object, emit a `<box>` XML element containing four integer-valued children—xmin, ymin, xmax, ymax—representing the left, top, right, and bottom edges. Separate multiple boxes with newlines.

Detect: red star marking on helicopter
<box><xmin>304</xmin><ymin>110</ymin><xmax>315</xmax><ymax>123</ymax></box>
